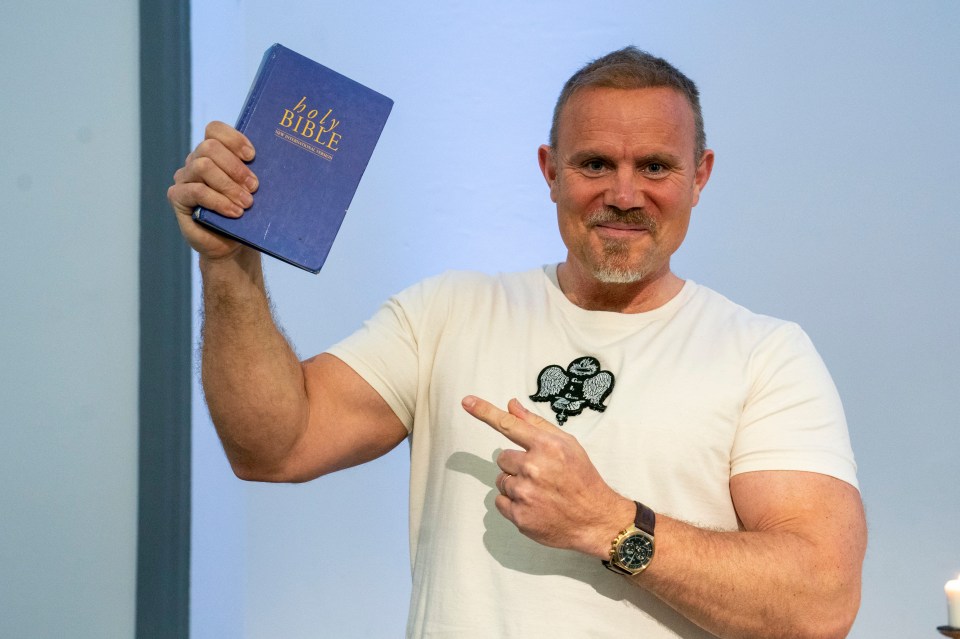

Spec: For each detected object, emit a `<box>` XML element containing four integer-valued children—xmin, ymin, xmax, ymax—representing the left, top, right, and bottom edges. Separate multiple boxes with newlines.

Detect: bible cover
<box><xmin>193</xmin><ymin>44</ymin><xmax>393</xmax><ymax>273</ymax></box>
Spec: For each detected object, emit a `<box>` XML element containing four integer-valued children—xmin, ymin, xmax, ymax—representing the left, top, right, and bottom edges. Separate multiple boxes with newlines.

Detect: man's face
<box><xmin>539</xmin><ymin>86</ymin><xmax>713</xmax><ymax>285</ymax></box>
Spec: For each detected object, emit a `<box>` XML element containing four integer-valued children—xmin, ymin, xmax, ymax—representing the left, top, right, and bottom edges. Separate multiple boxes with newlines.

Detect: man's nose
<box><xmin>604</xmin><ymin>168</ymin><xmax>645</xmax><ymax>210</ymax></box>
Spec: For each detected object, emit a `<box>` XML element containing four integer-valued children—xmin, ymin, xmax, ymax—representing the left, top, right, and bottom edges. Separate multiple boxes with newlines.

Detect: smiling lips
<box><xmin>596</xmin><ymin>222</ymin><xmax>649</xmax><ymax>232</ymax></box>
<box><xmin>592</xmin><ymin>220</ymin><xmax>655</xmax><ymax>241</ymax></box>
<box><xmin>585</xmin><ymin>207</ymin><xmax>658</xmax><ymax>236</ymax></box>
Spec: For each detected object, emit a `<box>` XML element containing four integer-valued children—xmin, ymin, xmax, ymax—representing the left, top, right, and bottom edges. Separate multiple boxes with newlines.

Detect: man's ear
<box><xmin>538</xmin><ymin>144</ymin><xmax>559</xmax><ymax>203</ymax></box>
<box><xmin>691</xmin><ymin>149</ymin><xmax>715</xmax><ymax>207</ymax></box>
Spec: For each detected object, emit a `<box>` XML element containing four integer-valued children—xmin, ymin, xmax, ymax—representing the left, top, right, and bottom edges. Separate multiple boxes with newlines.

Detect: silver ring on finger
<box><xmin>497</xmin><ymin>473</ymin><xmax>513</xmax><ymax>497</ymax></box>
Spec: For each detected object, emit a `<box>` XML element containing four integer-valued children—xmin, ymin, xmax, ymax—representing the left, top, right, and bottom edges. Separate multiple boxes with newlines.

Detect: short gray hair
<box><xmin>549</xmin><ymin>46</ymin><xmax>706</xmax><ymax>161</ymax></box>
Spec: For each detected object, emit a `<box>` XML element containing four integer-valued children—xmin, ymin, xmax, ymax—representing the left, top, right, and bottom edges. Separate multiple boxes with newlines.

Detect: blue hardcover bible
<box><xmin>193</xmin><ymin>44</ymin><xmax>393</xmax><ymax>273</ymax></box>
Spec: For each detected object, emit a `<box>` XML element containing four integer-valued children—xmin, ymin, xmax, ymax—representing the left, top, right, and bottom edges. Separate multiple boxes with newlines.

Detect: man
<box><xmin>169</xmin><ymin>47</ymin><xmax>866</xmax><ymax>638</ymax></box>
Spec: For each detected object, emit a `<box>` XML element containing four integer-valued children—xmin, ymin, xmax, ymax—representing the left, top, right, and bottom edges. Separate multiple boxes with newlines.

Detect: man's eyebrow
<box><xmin>568</xmin><ymin>149</ymin><xmax>607</xmax><ymax>160</ymax></box>
<box><xmin>634</xmin><ymin>152</ymin><xmax>683</xmax><ymax>166</ymax></box>
<box><xmin>565</xmin><ymin>149</ymin><xmax>613</xmax><ymax>164</ymax></box>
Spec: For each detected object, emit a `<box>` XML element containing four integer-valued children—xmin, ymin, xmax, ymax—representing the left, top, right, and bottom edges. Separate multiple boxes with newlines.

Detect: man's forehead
<box><xmin>554</xmin><ymin>86</ymin><xmax>697</xmax><ymax>153</ymax></box>
<box><xmin>560</xmin><ymin>86</ymin><xmax>693</xmax><ymax>124</ymax></box>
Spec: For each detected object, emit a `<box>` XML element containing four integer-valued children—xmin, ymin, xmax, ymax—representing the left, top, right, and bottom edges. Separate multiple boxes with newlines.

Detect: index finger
<box><xmin>462</xmin><ymin>396</ymin><xmax>551</xmax><ymax>449</ymax></box>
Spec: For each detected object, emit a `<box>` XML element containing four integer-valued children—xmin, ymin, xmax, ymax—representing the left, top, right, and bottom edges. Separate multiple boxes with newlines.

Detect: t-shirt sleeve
<box><xmin>326</xmin><ymin>281</ymin><xmax>433</xmax><ymax>434</ymax></box>
<box><xmin>730</xmin><ymin>322</ymin><xmax>859</xmax><ymax>489</ymax></box>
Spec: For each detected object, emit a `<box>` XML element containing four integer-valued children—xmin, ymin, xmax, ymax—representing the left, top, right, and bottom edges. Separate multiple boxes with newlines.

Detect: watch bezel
<box><xmin>603</xmin><ymin>525</ymin><xmax>656</xmax><ymax>575</ymax></box>
<box><xmin>615</xmin><ymin>527</ymin><xmax>654</xmax><ymax>572</ymax></box>
<box><xmin>602</xmin><ymin>501</ymin><xmax>656</xmax><ymax>576</ymax></box>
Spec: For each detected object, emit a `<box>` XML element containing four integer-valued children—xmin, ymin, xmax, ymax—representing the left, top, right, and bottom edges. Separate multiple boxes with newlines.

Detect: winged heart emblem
<box><xmin>529</xmin><ymin>356</ymin><xmax>615</xmax><ymax>425</ymax></box>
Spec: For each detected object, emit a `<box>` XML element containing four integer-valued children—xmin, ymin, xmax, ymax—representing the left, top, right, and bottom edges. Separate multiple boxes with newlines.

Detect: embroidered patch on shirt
<box><xmin>529</xmin><ymin>356</ymin><xmax>615</xmax><ymax>425</ymax></box>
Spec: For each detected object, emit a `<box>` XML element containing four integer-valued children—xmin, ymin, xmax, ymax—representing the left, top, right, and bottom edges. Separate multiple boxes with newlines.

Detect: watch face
<box><xmin>618</xmin><ymin>532</ymin><xmax>654</xmax><ymax>570</ymax></box>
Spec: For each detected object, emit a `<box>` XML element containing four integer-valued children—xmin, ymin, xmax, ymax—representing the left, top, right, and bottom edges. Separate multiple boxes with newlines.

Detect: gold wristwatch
<box><xmin>602</xmin><ymin>501</ymin><xmax>656</xmax><ymax>576</ymax></box>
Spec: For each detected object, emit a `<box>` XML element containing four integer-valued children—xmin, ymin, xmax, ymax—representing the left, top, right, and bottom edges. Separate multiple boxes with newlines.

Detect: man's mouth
<box><xmin>586</xmin><ymin>207</ymin><xmax>657</xmax><ymax>234</ymax></box>
<box><xmin>595</xmin><ymin>222</ymin><xmax>650</xmax><ymax>232</ymax></box>
<box><xmin>592</xmin><ymin>221</ymin><xmax>654</xmax><ymax>242</ymax></box>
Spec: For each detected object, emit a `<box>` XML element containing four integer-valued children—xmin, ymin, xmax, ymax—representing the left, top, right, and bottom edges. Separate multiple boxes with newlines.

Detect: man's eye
<box><xmin>643</xmin><ymin>162</ymin><xmax>669</xmax><ymax>177</ymax></box>
<box><xmin>584</xmin><ymin>160</ymin><xmax>605</xmax><ymax>172</ymax></box>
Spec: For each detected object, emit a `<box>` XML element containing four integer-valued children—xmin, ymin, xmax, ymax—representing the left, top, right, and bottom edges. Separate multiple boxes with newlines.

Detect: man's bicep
<box><xmin>731</xmin><ymin>470</ymin><xmax>866</xmax><ymax>548</ymax></box>
<box><xmin>731</xmin><ymin>469</ymin><xmax>867</xmax><ymax>626</ymax></box>
<box><xmin>279</xmin><ymin>353</ymin><xmax>409</xmax><ymax>482</ymax></box>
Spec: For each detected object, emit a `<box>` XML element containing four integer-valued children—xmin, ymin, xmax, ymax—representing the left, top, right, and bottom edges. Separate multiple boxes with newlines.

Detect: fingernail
<box><xmin>462</xmin><ymin>396</ymin><xmax>476</xmax><ymax>409</ymax></box>
<box><xmin>245</xmin><ymin>175</ymin><xmax>258</xmax><ymax>192</ymax></box>
<box><xmin>241</xmin><ymin>145</ymin><xmax>255</xmax><ymax>161</ymax></box>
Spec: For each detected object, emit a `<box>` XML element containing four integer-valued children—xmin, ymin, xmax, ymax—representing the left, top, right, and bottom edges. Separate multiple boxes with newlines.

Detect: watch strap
<box><xmin>634</xmin><ymin>501</ymin><xmax>655</xmax><ymax>536</ymax></box>
<box><xmin>603</xmin><ymin>559</ymin><xmax>633</xmax><ymax>575</ymax></box>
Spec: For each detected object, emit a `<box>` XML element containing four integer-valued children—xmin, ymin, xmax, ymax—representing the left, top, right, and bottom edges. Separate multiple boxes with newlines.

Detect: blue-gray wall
<box><xmin>182</xmin><ymin>1</ymin><xmax>956</xmax><ymax>637</ymax></box>
<box><xmin>2</xmin><ymin>2</ymin><xmax>958</xmax><ymax>638</ymax></box>
<box><xmin>0</xmin><ymin>2</ymin><xmax>140</xmax><ymax>638</ymax></box>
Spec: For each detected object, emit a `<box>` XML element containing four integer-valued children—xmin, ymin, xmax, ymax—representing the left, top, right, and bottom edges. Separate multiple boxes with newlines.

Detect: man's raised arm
<box><xmin>167</xmin><ymin>122</ymin><xmax>407</xmax><ymax>483</ymax></box>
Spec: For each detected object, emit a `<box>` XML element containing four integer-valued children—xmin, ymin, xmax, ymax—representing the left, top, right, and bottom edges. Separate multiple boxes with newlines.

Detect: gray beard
<box><xmin>590</xmin><ymin>247</ymin><xmax>648</xmax><ymax>283</ymax></box>
<box><xmin>584</xmin><ymin>207</ymin><xmax>659</xmax><ymax>284</ymax></box>
<box><xmin>592</xmin><ymin>260</ymin><xmax>647</xmax><ymax>284</ymax></box>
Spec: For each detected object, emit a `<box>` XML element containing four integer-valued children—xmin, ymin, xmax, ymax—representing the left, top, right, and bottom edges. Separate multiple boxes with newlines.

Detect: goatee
<box><xmin>585</xmin><ymin>206</ymin><xmax>659</xmax><ymax>284</ymax></box>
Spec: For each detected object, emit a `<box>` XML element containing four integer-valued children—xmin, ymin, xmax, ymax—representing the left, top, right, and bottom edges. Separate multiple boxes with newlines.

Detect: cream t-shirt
<box><xmin>329</xmin><ymin>266</ymin><xmax>857</xmax><ymax>638</ymax></box>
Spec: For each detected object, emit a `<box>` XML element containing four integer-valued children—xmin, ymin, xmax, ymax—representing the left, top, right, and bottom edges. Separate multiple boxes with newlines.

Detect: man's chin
<box><xmin>591</xmin><ymin>269</ymin><xmax>647</xmax><ymax>284</ymax></box>
<box><xmin>588</xmin><ymin>251</ymin><xmax>655</xmax><ymax>285</ymax></box>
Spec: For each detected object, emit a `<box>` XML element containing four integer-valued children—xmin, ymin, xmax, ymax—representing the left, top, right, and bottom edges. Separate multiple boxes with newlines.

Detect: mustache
<box><xmin>585</xmin><ymin>206</ymin><xmax>658</xmax><ymax>232</ymax></box>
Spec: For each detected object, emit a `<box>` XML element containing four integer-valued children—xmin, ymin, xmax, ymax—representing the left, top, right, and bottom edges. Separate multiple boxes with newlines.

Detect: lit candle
<box><xmin>947</xmin><ymin>578</ymin><xmax>960</xmax><ymax>628</ymax></box>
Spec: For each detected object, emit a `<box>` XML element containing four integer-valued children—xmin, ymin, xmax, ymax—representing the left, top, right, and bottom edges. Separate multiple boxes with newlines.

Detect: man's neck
<box><xmin>556</xmin><ymin>261</ymin><xmax>685</xmax><ymax>314</ymax></box>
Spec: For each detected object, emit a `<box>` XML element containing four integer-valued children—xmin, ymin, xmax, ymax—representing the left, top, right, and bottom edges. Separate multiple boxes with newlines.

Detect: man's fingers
<box><xmin>506</xmin><ymin>398</ymin><xmax>556</xmax><ymax>432</ymax></box>
<box><xmin>496</xmin><ymin>449</ymin><xmax>524</xmax><ymax>476</ymax></box>
<box><xmin>177</xmin><ymin>156</ymin><xmax>252</xmax><ymax>213</ymax></box>
<box><xmin>462</xmin><ymin>395</ymin><xmax>539</xmax><ymax>449</ymax></box>
<box><xmin>205</xmin><ymin>120</ymin><xmax>256</xmax><ymax>162</ymax></box>
<box><xmin>190</xmin><ymin>138</ymin><xmax>258</xmax><ymax>191</ymax></box>
<box><xmin>170</xmin><ymin>137</ymin><xmax>260</xmax><ymax>219</ymax></box>
<box><xmin>494</xmin><ymin>494</ymin><xmax>514</xmax><ymax>520</ymax></box>
<box><xmin>193</xmin><ymin>137</ymin><xmax>259</xmax><ymax>192</ymax></box>
<box><xmin>168</xmin><ymin>182</ymin><xmax>242</xmax><ymax>220</ymax></box>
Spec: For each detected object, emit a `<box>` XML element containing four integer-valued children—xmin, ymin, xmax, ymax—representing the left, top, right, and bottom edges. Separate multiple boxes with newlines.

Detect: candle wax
<box><xmin>946</xmin><ymin>579</ymin><xmax>960</xmax><ymax>628</ymax></box>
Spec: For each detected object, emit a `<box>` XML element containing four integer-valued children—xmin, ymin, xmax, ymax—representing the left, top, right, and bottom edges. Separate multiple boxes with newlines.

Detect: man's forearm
<box><xmin>632</xmin><ymin>511</ymin><xmax>863</xmax><ymax>639</ymax></box>
<box><xmin>199</xmin><ymin>249</ymin><xmax>310</xmax><ymax>479</ymax></box>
